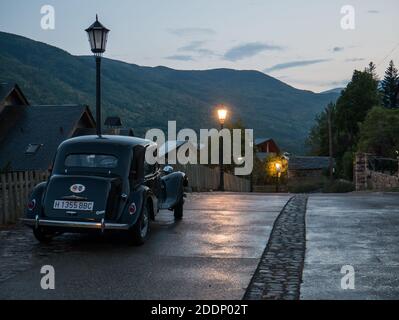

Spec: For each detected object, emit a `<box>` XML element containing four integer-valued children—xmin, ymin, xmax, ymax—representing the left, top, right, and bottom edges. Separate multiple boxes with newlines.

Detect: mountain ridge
<box><xmin>0</xmin><ymin>31</ymin><xmax>339</xmax><ymax>153</ymax></box>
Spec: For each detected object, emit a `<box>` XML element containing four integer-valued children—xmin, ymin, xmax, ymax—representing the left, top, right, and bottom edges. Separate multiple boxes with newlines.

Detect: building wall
<box><xmin>288</xmin><ymin>169</ymin><xmax>323</xmax><ymax>179</ymax></box>
<box><xmin>256</xmin><ymin>140</ymin><xmax>280</xmax><ymax>154</ymax></box>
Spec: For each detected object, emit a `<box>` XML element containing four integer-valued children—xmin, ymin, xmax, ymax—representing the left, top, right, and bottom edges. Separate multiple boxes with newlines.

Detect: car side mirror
<box><xmin>163</xmin><ymin>166</ymin><xmax>174</xmax><ymax>175</ymax></box>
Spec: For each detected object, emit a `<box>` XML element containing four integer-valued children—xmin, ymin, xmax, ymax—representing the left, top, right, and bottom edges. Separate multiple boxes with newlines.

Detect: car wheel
<box><xmin>33</xmin><ymin>228</ymin><xmax>54</xmax><ymax>243</ymax></box>
<box><xmin>174</xmin><ymin>200</ymin><xmax>183</xmax><ymax>221</ymax></box>
<box><xmin>128</xmin><ymin>202</ymin><xmax>150</xmax><ymax>245</ymax></box>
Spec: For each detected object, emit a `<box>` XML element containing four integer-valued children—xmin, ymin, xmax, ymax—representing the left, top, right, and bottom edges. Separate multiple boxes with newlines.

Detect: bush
<box><xmin>341</xmin><ymin>151</ymin><xmax>354</xmax><ymax>180</ymax></box>
<box><xmin>323</xmin><ymin>179</ymin><xmax>355</xmax><ymax>193</ymax></box>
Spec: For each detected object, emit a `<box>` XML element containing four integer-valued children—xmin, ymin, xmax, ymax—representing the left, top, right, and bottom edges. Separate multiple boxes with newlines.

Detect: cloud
<box><xmin>345</xmin><ymin>58</ymin><xmax>365</xmax><ymax>62</ymax></box>
<box><xmin>265</xmin><ymin>59</ymin><xmax>331</xmax><ymax>72</ymax></box>
<box><xmin>333</xmin><ymin>47</ymin><xmax>344</xmax><ymax>52</ymax></box>
<box><xmin>327</xmin><ymin>79</ymin><xmax>350</xmax><ymax>87</ymax></box>
<box><xmin>224</xmin><ymin>42</ymin><xmax>283</xmax><ymax>61</ymax></box>
<box><xmin>367</xmin><ymin>10</ymin><xmax>380</xmax><ymax>14</ymax></box>
<box><xmin>178</xmin><ymin>41</ymin><xmax>205</xmax><ymax>51</ymax></box>
<box><xmin>178</xmin><ymin>41</ymin><xmax>216</xmax><ymax>57</ymax></box>
<box><xmin>165</xmin><ymin>55</ymin><xmax>194</xmax><ymax>61</ymax></box>
<box><xmin>278</xmin><ymin>76</ymin><xmax>349</xmax><ymax>89</ymax></box>
<box><xmin>169</xmin><ymin>27</ymin><xmax>215</xmax><ymax>37</ymax></box>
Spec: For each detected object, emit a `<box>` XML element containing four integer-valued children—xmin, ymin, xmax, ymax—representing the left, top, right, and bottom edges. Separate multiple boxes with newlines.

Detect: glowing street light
<box><xmin>217</xmin><ymin>105</ymin><xmax>228</xmax><ymax>191</ymax></box>
<box><xmin>217</xmin><ymin>107</ymin><xmax>228</xmax><ymax>126</ymax></box>
<box><xmin>275</xmin><ymin>162</ymin><xmax>282</xmax><ymax>193</ymax></box>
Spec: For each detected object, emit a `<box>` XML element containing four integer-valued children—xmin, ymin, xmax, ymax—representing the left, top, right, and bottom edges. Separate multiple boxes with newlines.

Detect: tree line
<box><xmin>307</xmin><ymin>60</ymin><xmax>399</xmax><ymax>180</ymax></box>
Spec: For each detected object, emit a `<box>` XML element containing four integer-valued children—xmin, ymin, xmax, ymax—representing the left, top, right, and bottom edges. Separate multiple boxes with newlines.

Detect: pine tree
<box><xmin>366</xmin><ymin>61</ymin><xmax>378</xmax><ymax>80</ymax></box>
<box><xmin>381</xmin><ymin>60</ymin><xmax>399</xmax><ymax>109</ymax></box>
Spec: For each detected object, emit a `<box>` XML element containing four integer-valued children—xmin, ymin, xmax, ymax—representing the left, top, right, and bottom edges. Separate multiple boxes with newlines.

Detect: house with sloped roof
<box><xmin>288</xmin><ymin>156</ymin><xmax>333</xmax><ymax>179</ymax></box>
<box><xmin>0</xmin><ymin>83</ymin><xmax>29</xmax><ymax>112</ymax></box>
<box><xmin>254</xmin><ymin>138</ymin><xmax>281</xmax><ymax>161</ymax></box>
<box><xmin>0</xmin><ymin>83</ymin><xmax>96</xmax><ymax>171</ymax></box>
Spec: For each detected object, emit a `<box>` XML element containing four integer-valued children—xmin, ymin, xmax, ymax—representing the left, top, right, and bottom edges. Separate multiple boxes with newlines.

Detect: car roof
<box><xmin>59</xmin><ymin>135</ymin><xmax>155</xmax><ymax>150</ymax></box>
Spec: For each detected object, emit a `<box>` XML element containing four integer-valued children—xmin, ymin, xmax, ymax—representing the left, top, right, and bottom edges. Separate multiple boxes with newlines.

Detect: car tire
<box><xmin>174</xmin><ymin>200</ymin><xmax>184</xmax><ymax>221</ymax></box>
<box><xmin>128</xmin><ymin>201</ymin><xmax>150</xmax><ymax>245</ymax></box>
<box><xmin>33</xmin><ymin>228</ymin><xmax>54</xmax><ymax>243</ymax></box>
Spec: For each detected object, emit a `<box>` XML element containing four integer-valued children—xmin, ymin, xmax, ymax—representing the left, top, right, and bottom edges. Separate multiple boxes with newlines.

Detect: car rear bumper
<box><xmin>20</xmin><ymin>216</ymin><xmax>129</xmax><ymax>231</ymax></box>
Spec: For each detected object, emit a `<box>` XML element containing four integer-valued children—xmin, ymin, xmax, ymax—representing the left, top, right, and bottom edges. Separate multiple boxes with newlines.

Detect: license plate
<box><xmin>53</xmin><ymin>200</ymin><xmax>94</xmax><ymax>211</ymax></box>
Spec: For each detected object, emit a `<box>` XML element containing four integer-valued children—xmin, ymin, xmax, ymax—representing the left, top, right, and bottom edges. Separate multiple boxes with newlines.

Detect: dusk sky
<box><xmin>1</xmin><ymin>0</ymin><xmax>398</xmax><ymax>92</ymax></box>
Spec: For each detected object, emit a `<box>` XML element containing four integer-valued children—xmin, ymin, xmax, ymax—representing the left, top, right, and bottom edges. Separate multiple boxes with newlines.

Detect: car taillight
<box><xmin>129</xmin><ymin>202</ymin><xmax>137</xmax><ymax>215</ymax></box>
<box><xmin>28</xmin><ymin>199</ymin><xmax>36</xmax><ymax>211</ymax></box>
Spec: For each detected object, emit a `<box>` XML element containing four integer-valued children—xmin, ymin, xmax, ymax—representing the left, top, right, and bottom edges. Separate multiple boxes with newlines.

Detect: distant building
<box><xmin>0</xmin><ymin>83</ymin><xmax>97</xmax><ymax>171</ymax></box>
<box><xmin>0</xmin><ymin>83</ymin><xmax>137</xmax><ymax>172</ymax></box>
<box><xmin>73</xmin><ymin>116</ymin><xmax>135</xmax><ymax>137</ymax></box>
<box><xmin>288</xmin><ymin>156</ymin><xmax>332</xmax><ymax>179</ymax></box>
<box><xmin>0</xmin><ymin>83</ymin><xmax>29</xmax><ymax>113</ymax></box>
<box><xmin>255</xmin><ymin>138</ymin><xmax>281</xmax><ymax>161</ymax></box>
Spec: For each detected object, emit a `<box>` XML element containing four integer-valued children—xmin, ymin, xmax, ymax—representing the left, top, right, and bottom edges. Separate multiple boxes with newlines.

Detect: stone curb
<box><xmin>243</xmin><ymin>195</ymin><xmax>308</xmax><ymax>300</ymax></box>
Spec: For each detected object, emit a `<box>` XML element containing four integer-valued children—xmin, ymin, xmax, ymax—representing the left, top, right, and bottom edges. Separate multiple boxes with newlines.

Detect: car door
<box><xmin>144</xmin><ymin>161</ymin><xmax>160</xmax><ymax>212</ymax></box>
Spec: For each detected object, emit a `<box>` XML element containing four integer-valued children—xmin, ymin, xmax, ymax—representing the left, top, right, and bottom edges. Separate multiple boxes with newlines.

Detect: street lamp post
<box><xmin>85</xmin><ymin>15</ymin><xmax>110</xmax><ymax>137</ymax></box>
<box><xmin>217</xmin><ymin>106</ymin><xmax>228</xmax><ymax>192</ymax></box>
<box><xmin>275</xmin><ymin>162</ymin><xmax>282</xmax><ymax>193</ymax></box>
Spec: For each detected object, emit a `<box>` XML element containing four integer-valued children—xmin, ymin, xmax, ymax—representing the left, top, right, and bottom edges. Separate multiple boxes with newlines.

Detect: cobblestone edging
<box><xmin>244</xmin><ymin>195</ymin><xmax>308</xmax><ymax>300</ymax></box>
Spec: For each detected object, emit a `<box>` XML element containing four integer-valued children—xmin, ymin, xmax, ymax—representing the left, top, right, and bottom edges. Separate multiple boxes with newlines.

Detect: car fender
<box><xmin>119</xmin><ymin>185</ymin><xmax>153</xmax><ymax>226</ymax></box>
<box><xmin>26</xmin><ymin>182</ymin><xmax>47</xmax><ymax>219</ymax></box>
<box><xmin>160</xmin><ymin>171</ymin><xmax>186</xmax><ymax>210</ymax></box>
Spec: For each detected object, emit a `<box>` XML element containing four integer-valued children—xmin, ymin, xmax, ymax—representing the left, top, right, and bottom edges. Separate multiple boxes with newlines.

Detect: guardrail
<box><xmin>367</xmin><ymin>155</ymin><xmax>399</xmax><ymax>175</ymax></box>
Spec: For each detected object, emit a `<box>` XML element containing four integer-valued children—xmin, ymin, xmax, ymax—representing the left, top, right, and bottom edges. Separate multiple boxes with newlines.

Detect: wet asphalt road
<box><xmin>301</xmin><ymin>193</ymin><xmax>399</xmax><ymax>300</ymax></box>
<box><xmin>0</xmin><ymin>193</ymin><xmax>290</xmax><ymax>300</ymax></box>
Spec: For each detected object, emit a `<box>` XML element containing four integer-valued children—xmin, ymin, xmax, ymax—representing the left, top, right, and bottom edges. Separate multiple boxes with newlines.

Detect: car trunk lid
<box><xmin>43</xmin><ymin>175</ymin><xmax>120</xmax><ymax>222</ymax></box>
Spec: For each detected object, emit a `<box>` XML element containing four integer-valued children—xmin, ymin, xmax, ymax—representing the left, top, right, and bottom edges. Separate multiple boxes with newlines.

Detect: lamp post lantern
<box><xmin>85</xmin><ymin>15</ymin><xmax>110</xmax><ymax>137</ymax></box>
<box><xmin>275</xmin><ymin>162</ymin><xmax>282</xmax><ymax>193</ymax></box>
<box><xmin>217</xmin><ymin>105</ymin><xmax>228</xmax><ymax>192</ymax></box>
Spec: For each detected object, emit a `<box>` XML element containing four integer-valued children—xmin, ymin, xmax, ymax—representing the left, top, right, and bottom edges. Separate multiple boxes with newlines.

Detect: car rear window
<box><xmin>65</xmin><ymin>154</ymin><xmax>118</xmax><ymax>169</ymax></box>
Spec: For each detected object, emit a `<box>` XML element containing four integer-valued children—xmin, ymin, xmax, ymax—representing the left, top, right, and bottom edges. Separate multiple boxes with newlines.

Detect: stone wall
<box><xmin>368</xmin><ymin>171</ymin><xmax>399</xmax><ymax>191</ymax></box>
<box><xmin>355</xmin><ymin>153</ymin><xmax>368</xmax><ymax>191</ymax></box>
<box><xmin>355</xmin><ymin>153</ymin><xmax>399</xmax><ymax>191</ymax></box>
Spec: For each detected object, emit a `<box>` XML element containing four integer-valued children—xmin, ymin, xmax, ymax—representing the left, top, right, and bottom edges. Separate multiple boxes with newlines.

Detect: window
<box><xmin>25</xmin><ymin>144</ymin><xmax>42</xmax><ymax>155</ymax></box>
<box><xmin>65</xmin><ymin>154</ymin><xmax>118</xmax><ymax>169</ymax></box>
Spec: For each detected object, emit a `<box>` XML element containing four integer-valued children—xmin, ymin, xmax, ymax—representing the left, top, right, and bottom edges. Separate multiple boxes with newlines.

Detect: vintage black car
<box><xmin>21</xmin><ymin>135</ymin><xmax>187</xmax><ymax>245</ymax></box>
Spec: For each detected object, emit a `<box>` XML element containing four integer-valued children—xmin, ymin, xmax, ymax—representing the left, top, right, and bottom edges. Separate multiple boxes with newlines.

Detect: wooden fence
<box><xmin>0</xmin><ymin>171</ymin><xmax>49</xmax><ymax>224</ymax></box>
<box><xmin>175</xmin><ymin>164</ymin><xmax>251</xmax><ymax>192</ymax></box>
<box><xmin>0</xmin><ymin>165</ymin><xmax>249</xmax><ymax>225</ymax></box>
